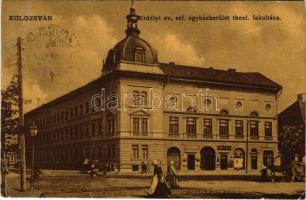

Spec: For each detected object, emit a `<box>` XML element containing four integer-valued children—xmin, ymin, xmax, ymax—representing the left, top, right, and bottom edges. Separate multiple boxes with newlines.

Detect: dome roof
<box><xmin>113</xmin><ymin>35</ymin><xmax>158</xmax><ymax>63</ymax></box>
<box><xmin>103</xmin><ymin>7</ymin><xmax>158</xmax><ymax>71</ymax></box>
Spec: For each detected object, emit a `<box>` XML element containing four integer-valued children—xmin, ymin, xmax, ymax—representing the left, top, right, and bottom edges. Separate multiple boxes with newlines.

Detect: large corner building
<box><xmin>25</xmin><ymin>7</ymin><xmax>282</xmax><ymax>173</ymax></box>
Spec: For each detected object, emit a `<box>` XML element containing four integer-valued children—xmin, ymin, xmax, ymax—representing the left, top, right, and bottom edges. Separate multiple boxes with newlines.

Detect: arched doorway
<box><xmin>200</xmin><ymin>147</ymin><xmax>216</xmax><ymax>170</ymax></box>
<box><xmin>167</xmin><ymin>147</ymin><xmax>181</xmax><ymax>170</ymax></box>
<box><xmin>233</xmin><ymin>148</ymin><xmax>245</xmax><ymax>170</ymax></box>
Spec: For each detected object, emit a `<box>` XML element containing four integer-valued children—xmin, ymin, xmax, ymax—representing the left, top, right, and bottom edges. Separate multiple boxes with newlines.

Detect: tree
<box><xmin>1</xmin><ymin>75</ymin><xmax>19</xmax><ymax>196</ymax></box>
<box><xmin>278</xmin><ymin>124</ymin><xmax>305</xmax><ymax>168</ymax></box>
<box><xmin>1</xmin><ymin>75</ymin><xmax>19</xmax><ymax>143</ymax></box>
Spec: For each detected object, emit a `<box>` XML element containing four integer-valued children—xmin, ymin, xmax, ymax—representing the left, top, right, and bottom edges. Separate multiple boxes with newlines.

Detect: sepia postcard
<box><xmin>1</xmin><ymin>0</ymin><xmax>305</xmax><ymax>198</ymax></box>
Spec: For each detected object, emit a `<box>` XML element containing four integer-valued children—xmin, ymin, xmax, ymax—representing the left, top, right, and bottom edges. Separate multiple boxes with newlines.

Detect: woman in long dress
<box><xmin>148</xmin><ymin>160</ymin><xmax>171</xmax><ymax>198</ymax></box>
<box><xmin>167</xmin><ymin>160</ymin><xmax>179</xmax><ymax>189</ymax></box>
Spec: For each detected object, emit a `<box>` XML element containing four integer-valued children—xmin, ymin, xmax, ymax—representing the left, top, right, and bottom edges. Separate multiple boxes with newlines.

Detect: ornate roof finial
<box><xmin>125</xmin><ymin>0</ymin><xmax>140</xmax><ymax>37</ymax></box>
<box><xmin>131</xmin><ymin>0</ymin><xmax>134</xmax><ymax>9</ymax></box>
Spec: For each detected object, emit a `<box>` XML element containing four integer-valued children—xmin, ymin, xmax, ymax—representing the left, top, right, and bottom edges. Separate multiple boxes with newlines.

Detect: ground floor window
<box><xmin>263</xmin><ymin>150</ymin><xmax>274</xmax><ymax>166</ymax></box>
<box><xmin>132</xmin><ymin>164</ymin><xmax>139</xmax><ymax>171</ymax></box>
<box><xmin>251</xmin><ymin>149</ymin><xmax>258</xmax><ymax>169</ymax></box>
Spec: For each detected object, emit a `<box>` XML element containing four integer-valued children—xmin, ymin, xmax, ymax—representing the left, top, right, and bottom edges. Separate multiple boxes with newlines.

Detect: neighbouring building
<box><xmin>24</xmin><ymin>6</ymin><xmax>282</xmax><ymax>173</ymax></box>
<box><xmin>278</xmin><ymin>93</ymin><xmax>305</xmax><ymax>161</ymax></box>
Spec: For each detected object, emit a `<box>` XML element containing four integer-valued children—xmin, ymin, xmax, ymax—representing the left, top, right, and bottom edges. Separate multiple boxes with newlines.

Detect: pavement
<box><xmin>6</xmin><ymin>170</ymin><xmax>305</xmax><ymax>198</ymax></box>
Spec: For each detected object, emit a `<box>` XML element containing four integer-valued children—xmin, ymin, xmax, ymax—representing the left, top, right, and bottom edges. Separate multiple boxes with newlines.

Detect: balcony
<box><xmin>168</xmin><ymin>133</ymin><xmax>179</xmax><ymax>138</ymax></box>
<box><xmin>235</xmin><ymin>135</ymin><xmax>244</xmax><ymax>139</ymax></box>
<box><xmin>219</xmin><ymin>134</ymin><xmax>229</xmax><ymax>139</ymax></box>
<box><xmin>250</xmin><ymin>135</ymin><xmax>259</xmax><ymax>140</ymax></box>
<box><xmin>187</xmin><ymin>133</ymin><xmax>197</xmax><ymax>138</ymax></box>
<box><xmin>203</xmin><ymin>134</ymin><xmax>213</xmax><ymax>138</ymax></box>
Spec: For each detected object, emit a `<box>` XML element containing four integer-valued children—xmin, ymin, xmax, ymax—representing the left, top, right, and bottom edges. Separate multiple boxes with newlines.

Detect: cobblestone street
<box><xmin>6</xmin><ymin>172</ymin><xmax>305</xmax><ymax>198</ymax></box>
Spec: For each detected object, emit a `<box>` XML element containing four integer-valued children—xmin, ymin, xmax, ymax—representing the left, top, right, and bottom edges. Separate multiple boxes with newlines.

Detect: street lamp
<box><xmin>29</xmin><ymin>122</ymin><xmax>38</xmax><ymax>190</ymax></box>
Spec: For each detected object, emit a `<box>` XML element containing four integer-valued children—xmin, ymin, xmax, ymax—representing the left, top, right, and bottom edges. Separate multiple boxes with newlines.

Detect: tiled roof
<box><xmin>159</xmin><ymin>63</ymin><xmax>282</xmax><ymax>90</ymax></box>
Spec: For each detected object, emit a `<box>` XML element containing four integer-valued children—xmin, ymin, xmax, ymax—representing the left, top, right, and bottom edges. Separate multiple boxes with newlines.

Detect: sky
<box><xmin>2</xmin><ymin>0</ymin><xmax>305</xmax><ymax>113</ymax></box>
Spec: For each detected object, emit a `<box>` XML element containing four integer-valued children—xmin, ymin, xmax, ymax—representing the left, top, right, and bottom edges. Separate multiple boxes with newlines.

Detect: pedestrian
<box><xmin>90</xmin><ymin>160</ymin><xmax>98</xmax><ymax>177</ymax></box>
<box><xmin>141</xmin><ymin>161</ymin><xmax>145</xmax><ymax>174</ymax></box>
<box><xmin>166</xmin><ymin>160</ymin><xmax>179</xmax><ymax>189</ymax></box>
<box><xmin>144</xmin><ymin>162</ymin><xmax>148</xmax><ymax>174</ymax></box>
<box><xmin>148</xmin><ymin>160</ymin><xmax>171</xmax><ymax>198</ymax></box>
<box><xmin>147</xmin><ymin>161</ymin><xmax>151</xmax><ymax>173</ymax></box>
<box><xmin>114</xmin><ymin>163</ymin><xmax>119</xmax><ymax>174</ymax></box>
<box><xmin>106</xmin><ymin>163</ymin><xmax>110</xmax><ymax>172</ymax></box>
<box><xmin>83</xmin><ymin>158</ymin><xmax>89</xmax><ymax>174</ymax></box>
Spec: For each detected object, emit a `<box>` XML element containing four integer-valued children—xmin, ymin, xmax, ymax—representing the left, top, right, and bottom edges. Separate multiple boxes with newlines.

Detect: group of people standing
<box><xmin>148</xmin><ymin>160</ymin><xmax>179</xmax><ymax>198</ymax></box>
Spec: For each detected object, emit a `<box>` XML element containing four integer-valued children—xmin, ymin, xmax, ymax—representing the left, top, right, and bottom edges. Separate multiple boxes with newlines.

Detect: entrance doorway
<box><xmin>220</xmin><ymin>154</ymin><xmax>228</xmax><ymax>170</ymax></box>
<box><xmin>167</xmin><ymin>147</ymin><xmax>181</xmax><ymax>170</ymax></box>
<box><xmin>187</xmin><ymin>154</ymin><xmax>195</xmax><ymax>170</ymax></box>
<box><xmin>200</xmin><ymin>147</ymin><xmax>216</xmax><ymax>170</ymax></box>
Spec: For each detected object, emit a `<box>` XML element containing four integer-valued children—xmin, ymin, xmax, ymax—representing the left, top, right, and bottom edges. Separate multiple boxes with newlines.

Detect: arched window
<box><xmin>135</xmin><ymin>47</ymin><xmax>146</xmax><ymax>62</ymax></box>
<box><xmin>220</xmin><ymin>109</ymin><xmax>229</xmax><ymax>116</ymax></box>
<box><xmin>186</xmin><ymin>107</ymin><xmax>196</xmax><ymax>114</ymax></box>
<box><xmin>250</xmin><ymin>111</ymin><xmax>259</xmax><ymax>118</ymax></box>
<box><xmin>133</xmin><ymin>91</ymin><xmax>140</xmax><ymax>105</ymax></box>
<box><xmin>140</xmin><ymin>91</ymin><xmax>147</xmax><ymax>105</ymax></box>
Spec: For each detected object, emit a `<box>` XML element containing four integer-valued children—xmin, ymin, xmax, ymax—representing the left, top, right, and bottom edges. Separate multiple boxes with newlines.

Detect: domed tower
<box><xmin>102</xmin><ymin>5</ymin><xmax>159</xmax><ymax>74</ymax></box>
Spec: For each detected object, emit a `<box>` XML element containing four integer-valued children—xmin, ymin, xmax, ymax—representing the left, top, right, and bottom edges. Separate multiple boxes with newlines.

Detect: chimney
<box><xmin>298</xmin><ymin>93</ymin><xmax>306</xmax><ymax>103</ymax></box>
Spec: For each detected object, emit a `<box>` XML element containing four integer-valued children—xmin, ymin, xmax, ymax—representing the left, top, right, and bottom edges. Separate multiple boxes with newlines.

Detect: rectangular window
<box><xmin>86</xmin><ymin>102</ymin><xmax>89</xmax><ymax>114</ymax></box>
<box><xmin>133</xmin><ymin>117</ymin><xmax>140</xmax><ymax>136</ymax></box>
<box><xmin>265</xmin><ymin>122</ymin><xmax>272</xmax><ymax>139</ymax></box>
<box><xmin>70</xmin><ymin>108</ymin><xmax>73</xmax><ymax>119</ymax></box>
<box><xmin>98</xmin><ymin>122</ymin><xmax>102</xmax><ymax>135</ymax></box>
<box><xmin>141</xmin><ymin>118</ymin><xmax>148</xmax><ymax>135</ymax></box>
<box><xmin>169</xmin><ymin>117</ymin><xmax>179</xmax><ymax>135</ymax></box>
<box><xmin>92</xmin><ymin>123</ymin><xmax>96</xmax><ymax>136</ymax></box>
<box><xmin>250</xmin><ymin>120</ymin><xmax>259</xmax><ymax>139</ymax></box>
<box><xmin>142</xmin><ymin>145</ymin><xmax>148</xmax><ymax>159</ymax></box>
<box><xmin>186</xmin><ymin>117</ymin><xmax>197</xmax><ymax>137</ymax></box>
<box><xmin>219</xmin><ymin>119</ymin><xmax>229</xmax><ymax>137</ymax></box>
<box><xmin>263</xmin><ymin>151</ymin><xmax>274</xmax><ymax>166</ymax></box>
<box><xmin>132</xmin><ymin>144</ymin><xmax>139</xmax><ymax>159</ymax></box>
<box><xmin>107</xmin><ymin>118</ymin><xmax>115</xmax><ymax>136</ymax></box>
<box><xmin>111</xmin><ymin>144</ymin><xmax>116</xmax><ymax>159</ymax></box>
<box><xmin>203</xmin><ymin>119</ymin><xmax>212</xmax><ymax>137</ymax></box>
<box><xmin>235</xmin><ymin>120</ymin><xmax>243</xmax><ymax>137</ymax></box>
<box><xmin>86</xmin><ymin>124</ymin><xmax>89</xmax><ymax>137</ymax></box>
<box><xmin>107</xmin><ymin>145</ymin><xmax>111</xmax><ymax>159</ymax></box>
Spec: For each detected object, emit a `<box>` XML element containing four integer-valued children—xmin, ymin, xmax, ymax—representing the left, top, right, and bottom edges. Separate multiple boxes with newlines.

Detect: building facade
<box><xmin>24</xmin><ymin>7</ymin><xmax>282</xmax><ymax>173</ymax></box>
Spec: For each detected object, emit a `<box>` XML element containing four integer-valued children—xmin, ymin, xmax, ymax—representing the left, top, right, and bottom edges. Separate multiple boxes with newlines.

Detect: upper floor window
<box><xmin>142</xmin><ymin>145</ymin><xmax>148</xmax><ymax>159</ymax></box>
<box><xmin>132</xmin><ymin>117</ymin><xmax>148</xmax><ymax>136</ymax></box>
<box><xmin>107</xmin><ymin>118</ymin><xmax>115</xmax><ymax>136</ymax></box>
<box><xmin>132</xmin><ymin>144</ymin><xmax>139</xmax><ymax>159</ymax></box>
<box><xmin>135</xmin><ymin>47</ymin><xmax>146</xmax><ymax>63</ymax></box>
<box><xmin>133</xmin><ymin>90</ymin><xmax>147</xmax><ymax>106</ymax></box>
<box><xmin>250</xmin><ymin>111</ymin><xmax>259</xmax><ymax>118</ymax></box>
<box><xmin>186</xmin><ymin>117</ymin><xmax>196</xmax><ymax>137</ymax></box>
<box><xmin>203</xmin><ymin>119</ymin><xmax>212</xmax><ymax>137</ymax></box>
<box><xmin>219</xmin><ymin>119</ymin><xmax>229</xmax><ymax>137</ymax></box>
<box><xmin>265</xmin><ymin>122</ymin><xmax>272</xmax><ymax>139</ymax></box>
<box><xmin>235</xmin><ymin>120</ymin><xmax>243</xmax><ymax>138</ymax></box>
<box><xmin>250</xmin><ymin>120</ymin><xmax>259</xmax><ymax>139</ymax></box>
<box><xmin>80</xmin><ymin>104</ymin><xmax>83</xmax><ymax>115</ymax></box>
<box><xmin>141</xmin><ymin>118</ymin><xmax>148</xmax><ymax>135</ymax></box>
<box><xmin>169</xmin><ymin>117</ymin><xmax>179</xmax><ymax>135</ymax></box>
